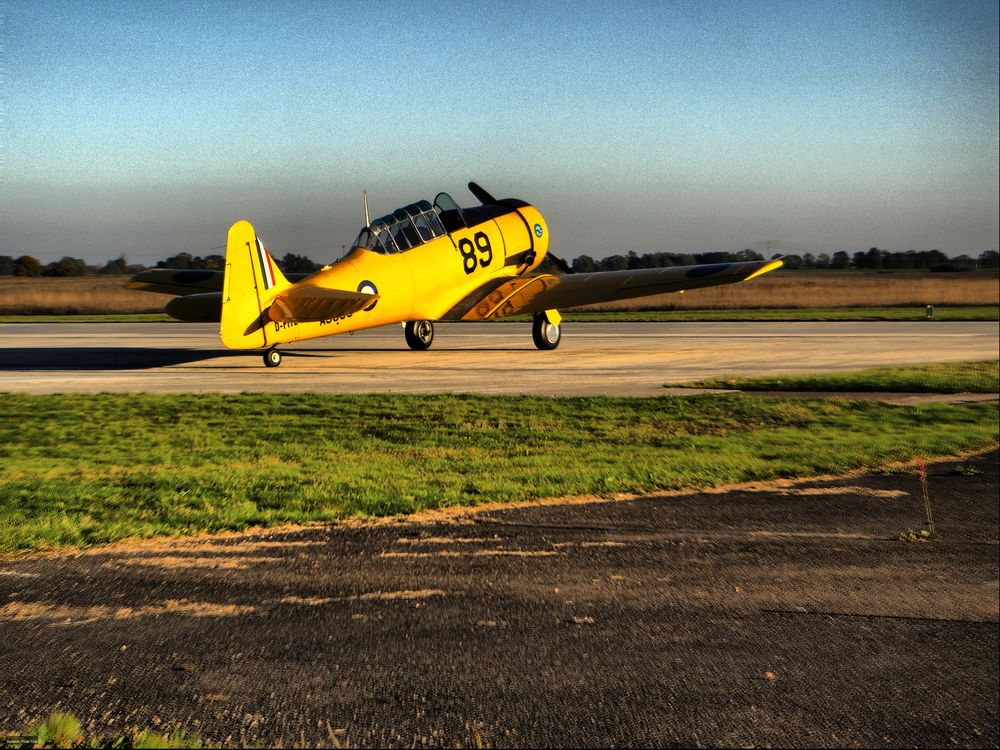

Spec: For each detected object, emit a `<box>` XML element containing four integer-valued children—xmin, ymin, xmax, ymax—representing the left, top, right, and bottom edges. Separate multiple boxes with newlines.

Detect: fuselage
<box><xmin>261</xmin><ymin>199</ymin><xmax>549</xmax><ymax>346</ymax></box>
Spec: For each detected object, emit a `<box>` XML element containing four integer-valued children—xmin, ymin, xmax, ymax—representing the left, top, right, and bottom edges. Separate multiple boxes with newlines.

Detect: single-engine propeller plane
<box><xmin>128</xmin><ymin>182</ymin><xmax>782</xmax><ymax>367</ymax></box>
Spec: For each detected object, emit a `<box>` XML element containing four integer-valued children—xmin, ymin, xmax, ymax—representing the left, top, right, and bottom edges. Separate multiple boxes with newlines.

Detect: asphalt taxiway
<box><xmin>1</xmin><ymin>451</ymin><xmax>997</xmax><ymax>747</ymax></box>
<box><xmin>1</xmin><ymin>321</ymin><xmax>997</xmax><ymax>395</ymax></box>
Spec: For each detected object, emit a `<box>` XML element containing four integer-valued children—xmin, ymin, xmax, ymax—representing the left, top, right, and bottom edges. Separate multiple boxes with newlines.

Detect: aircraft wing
<box><xmin>445</xmin><ymin>259</ymin><xmax>782</xmax><ymax>321</ymax></box>
<box><xmin>128</xmin><ymin>269</ymin><xmax>225</xmax><ymax>296</ymax></box>
<box><xmin>128</xmin><ymin>269</ymin><xmax>312</xmax><ymax>296</ymax></box>
<box><xmin>268</xmin><ymin>287</ymin><xmax>379</xmax><ymax>323</ymax></box>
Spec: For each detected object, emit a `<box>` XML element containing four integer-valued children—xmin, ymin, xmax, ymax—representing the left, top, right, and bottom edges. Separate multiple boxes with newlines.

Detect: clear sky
<box><xmin>2</xmin><ymin>0</ymin><xmax>998</xmax><ymax>265</ymax></box>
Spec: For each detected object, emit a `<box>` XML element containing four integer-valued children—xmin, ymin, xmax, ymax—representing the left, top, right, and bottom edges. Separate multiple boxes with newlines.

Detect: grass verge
<box><xmin>553</xmin><ymin>305</ymin><xmax>1000</xmax><ymax>322</ymax></box>
<box><xmin>0</xmin><ymin>313</ymin><xmax>174</xmax><ymax>323</ymax></box>
<box><xmin>664</xmin><ymin>360</ymin><xmax>1000</xmax><ymax>393</ymax></box>
<box><xmin>1</xmin><ymin>392</ymin><xmax>996</xmax><ymax>552</ymax></box>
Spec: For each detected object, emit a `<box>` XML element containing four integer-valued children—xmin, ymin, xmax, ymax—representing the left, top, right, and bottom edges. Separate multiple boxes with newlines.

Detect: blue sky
<box><xmin>2</xmin><ymin>0</ymin><xmax>997</xmax><ymax>264</ymax></box>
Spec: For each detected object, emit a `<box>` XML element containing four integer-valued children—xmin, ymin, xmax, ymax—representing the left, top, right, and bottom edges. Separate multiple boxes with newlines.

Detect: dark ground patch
<box><xmin>1</xmin><ymin>451</ymin><xmax>997</xmax><ymax>747</ymax></box>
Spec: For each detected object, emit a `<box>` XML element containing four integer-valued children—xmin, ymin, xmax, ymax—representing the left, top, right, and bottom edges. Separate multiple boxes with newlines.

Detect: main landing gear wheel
<box><xmin>263</xmin><ymin>347</ymin><xmax>282</xmax><ymax>368</ymax></box>
<box><xmin>404</xmin><ymin>320</ymin><xmax>434</xmax><ymax>350</ymax></box>
<box><xmin>532</xmin><ymin>313</ymin><xmax>561</xmax><ymax>350</ymax></box>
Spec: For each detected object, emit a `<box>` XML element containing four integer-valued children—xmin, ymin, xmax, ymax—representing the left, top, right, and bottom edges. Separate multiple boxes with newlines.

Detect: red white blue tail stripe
<box><xmin>256</xmin><ymin>238</ymin><xmax>276</xmax><ymax>290</ymax></box>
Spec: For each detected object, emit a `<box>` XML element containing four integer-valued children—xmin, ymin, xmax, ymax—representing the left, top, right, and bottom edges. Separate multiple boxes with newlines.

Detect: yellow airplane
<box><xmin>129</xmin><ymin>182</ymin><xmax>782</xmax><ymax>367</ymax></box>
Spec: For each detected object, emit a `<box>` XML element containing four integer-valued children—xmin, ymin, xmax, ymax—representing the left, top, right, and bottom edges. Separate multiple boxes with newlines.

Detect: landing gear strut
<box><xmin>532</xmin><ymin>311</ymin><xmax>561</xmax><ymax>350</ymax></box>
<box><xmin>404</xmin><ymin>320</ymin><xmax>434</xmax><ymax>350</ymax></box>
<box><xmin>263</xmin><ymin>346</ymin><xmax>282</xmax><ymax>368</ymax></box>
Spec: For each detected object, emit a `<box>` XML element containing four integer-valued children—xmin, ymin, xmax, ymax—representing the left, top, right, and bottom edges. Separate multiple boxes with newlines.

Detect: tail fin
<box><xmin>220</xmin><ymin>220</ymin><xmax>291</xmax><ymax>350</ymax></box>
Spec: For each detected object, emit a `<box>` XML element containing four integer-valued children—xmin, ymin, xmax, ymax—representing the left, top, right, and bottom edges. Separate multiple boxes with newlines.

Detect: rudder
<box><xmin>220</xmin><ymin>220</ymin><xmax>290</xmax><ymax>350</ymax></box>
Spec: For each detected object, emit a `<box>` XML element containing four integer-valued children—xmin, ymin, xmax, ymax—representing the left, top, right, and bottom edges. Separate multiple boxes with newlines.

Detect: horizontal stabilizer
<box><xmin>128</xmin><ymin>268</ymin><xmax>312</xmax><ymax>297</ymax></box>
<box><xmin>128</xmin><ymin>269</ymin><xmax>224</xmax><ymax>296</ymax></box>
<box><xmin>165</xmin><ymin>292</ymin><xmax>222</xmax><ymax>322</ymax></box>
<box><xmin>269</xmin><ymin>287</ymin><xmax>379</xmax><ymax>323</ymax></box>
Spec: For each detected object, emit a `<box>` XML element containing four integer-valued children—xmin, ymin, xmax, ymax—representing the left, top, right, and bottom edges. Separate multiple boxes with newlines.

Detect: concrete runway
<box><xmin>1</xmin><ymin>321</ymin><xmax>997</xmax><ymax>395</ymax></box>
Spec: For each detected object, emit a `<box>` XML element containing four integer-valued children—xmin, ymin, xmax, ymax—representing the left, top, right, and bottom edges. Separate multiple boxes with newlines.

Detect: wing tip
<box><xmin>743</xmin><ymin>259</ymin><xmax>784</xmax><ymax>281</ymax></box>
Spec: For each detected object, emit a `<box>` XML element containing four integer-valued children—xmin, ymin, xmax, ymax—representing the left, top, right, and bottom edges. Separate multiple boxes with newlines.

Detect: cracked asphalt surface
<box><xmin>2</xmin><ymin>451</ymin><xmax>997</xmax><ymax>747</ymax></box>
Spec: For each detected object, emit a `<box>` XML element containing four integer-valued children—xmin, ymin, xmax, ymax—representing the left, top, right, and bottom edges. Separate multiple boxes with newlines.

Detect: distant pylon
<box><xmin>758</xmin><ymin>240</ymin><xmax>782</xmax><ymax>257</ymax></box>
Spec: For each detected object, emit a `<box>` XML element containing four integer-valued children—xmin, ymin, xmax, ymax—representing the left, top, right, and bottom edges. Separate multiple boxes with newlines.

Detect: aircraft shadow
<box><xmin>0</xmin><ymin>347</ymin><xmax>244</xmax><ymax>371</ymax></box>
<box><xmin>287</xmin><ymin>347</ymin><xmax>528</xmax><ymax>355</ymax></box>
<box><xmin>0</xmin><ymin>346</ymin><xmax>537</xmax><ymax>371</ymax></box>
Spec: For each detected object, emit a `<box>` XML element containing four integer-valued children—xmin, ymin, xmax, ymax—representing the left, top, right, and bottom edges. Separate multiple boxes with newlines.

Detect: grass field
<box><xmin>2</xmin><ymin>271</ymin><xmax>997</xmax><ymax>316</ymax></box>
<box><xmin>546</xmin><ymin>306</ymin><xmax>999</xmax><ymax>322</ymax></box>
<box><xmin>666</xmin><ymin>361</ymin><xmax>1000</xmax><ymax>393</ymax></box>
<box><xmin>0</xmin><ymin>276</ymin><xmax>169</xmax><ymax>315</ymax></box>
<box><xmin>1</xmin><ymin>391</ymin><xmax>996</xmax><ymax>552</ymax></box>
<box><xmin>576</xmin><ymin>270</ymin><xmax>1000</xmax><ymax>310</ymax></box>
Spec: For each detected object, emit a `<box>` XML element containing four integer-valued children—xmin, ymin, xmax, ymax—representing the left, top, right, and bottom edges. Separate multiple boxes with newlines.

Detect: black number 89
<box><xmin>459</xmin><ymin>232</ymin><xmax>493</xmax><ymax>275</ymax></box>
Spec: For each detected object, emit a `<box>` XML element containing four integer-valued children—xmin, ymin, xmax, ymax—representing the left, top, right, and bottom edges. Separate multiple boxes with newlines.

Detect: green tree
<box><xmin>864</xmin><ymin>247</ymin><xmax>885</xmax><ymax>270</ymax></box>
<box><xmin>0</xmin><ymin>255</ymin><xmax>14</xmax><ymax>275</ymax></box>
<box><xmin>157</xmin><ymin>252</ymin><xmax>193</xmax><ymax>269</ymax></box>
<box><xmin>279</xmin><ymin>253</ymin><xmax>322</xmax><ymax>274</ymax></box>
<box><xmin>98</xmin><ymin>255</ymin><xmax>129</xmax><ymax>274</ymax></box>
<box><xmin>830</xmin><ymin>251</ymin><xmax>850</xmax><ymax>269</ymax></box>
<box><xmin>43</xmin><ymin>257</ymin><xmax>88</xmax><ymax>276</ymax></box>
<box><xmin>13</xmin><ymin>255</ymin><xmax>43</xmax><ymax>277</ymax></box>
<box><xmin>191</xmin><ymin>254</ymin><xmax>225</xmax><ymax>270</ymax></box>
<box><xmin>600</xmin><ymin>255</ymin><xmax>628</xmax><ymax>271</ymax></box>
<box><xmin>571</xmin><ymin>255</ymin><xmax>596</xmax><ymax>273</ymax></box>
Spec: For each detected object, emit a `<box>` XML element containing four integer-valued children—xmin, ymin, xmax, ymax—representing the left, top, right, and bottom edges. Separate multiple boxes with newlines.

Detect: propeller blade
<box><xmin>548</xmin><ymin>254</ymin><xmax>574</xmax><ymax>274</ymax></box>
<box><xmin>468</xmin><ymin>181</ymin><xmax>498</xmax><ymax>205</ymax></box>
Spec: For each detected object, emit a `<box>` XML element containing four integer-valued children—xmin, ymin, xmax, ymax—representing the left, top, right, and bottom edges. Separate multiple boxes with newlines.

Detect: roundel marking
<box><xmin>534</xmin><ymin>223</ymin><xmax>544</xmax><ymax>238</ymax></box>
<box><xmin>357</xmin><ymin>280</ymin><xmax>378</xmax><ymax>311</ymax></box>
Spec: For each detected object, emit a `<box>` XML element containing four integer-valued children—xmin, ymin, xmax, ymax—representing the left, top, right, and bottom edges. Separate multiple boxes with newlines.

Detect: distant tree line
<box><xmin>1</xmin><ymin>248</ymin><xmax>996</xmax><ymax>277</ymax></box>
<box><xmin>568</xmin><ymin>248</ymin><xmax>998</xmax><ymax>273</ymax></box>
<box><xmin>0</xmin><ymin>254</ymin><xmax>145</xmax><ymax>277</ymax></box>
<box><xmin>151</xmin><ymin>251</ymin><xmax>322</xmax><ymax>274</ymax></box>
<box><xmin>0</xmin><ymin>252</ymin><xmax>325</xmax><ymax>277</ymax></box>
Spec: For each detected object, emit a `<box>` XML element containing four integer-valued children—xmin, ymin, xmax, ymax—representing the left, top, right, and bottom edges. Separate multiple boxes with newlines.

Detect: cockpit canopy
<box><xmin>353</xmin><ymin>200</ymin><xmax>447</xmax><ymax>255</ymax></box>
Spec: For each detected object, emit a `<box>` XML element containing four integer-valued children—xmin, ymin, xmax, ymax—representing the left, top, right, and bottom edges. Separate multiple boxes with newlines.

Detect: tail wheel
<box><xmin>532</xmin><ymin>314</ymin><xmax>561</xmax><ymax>350</ymax></box>
<box><xmin>263</xmin><ymin>347</ymin><xmax>282</xmax><ymax>368</ymax></box>
<box><xmin>404</xmin><ymin>320</ymin><xmax>434</xmax><ymax>350</ymax></box>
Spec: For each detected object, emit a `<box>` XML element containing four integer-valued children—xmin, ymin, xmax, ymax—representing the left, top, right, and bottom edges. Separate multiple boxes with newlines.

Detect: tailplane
<box><xmin>220</xmin><ymin>220</ymin><xmax>290</xmax><ymax>349</ymax></box>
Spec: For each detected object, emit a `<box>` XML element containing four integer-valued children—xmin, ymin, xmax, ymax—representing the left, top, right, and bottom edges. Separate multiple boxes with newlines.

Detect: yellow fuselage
<box><xmin>259</xmin><ymin>204</ymin><xmax>549</xmax><ymax>347</ymax></box>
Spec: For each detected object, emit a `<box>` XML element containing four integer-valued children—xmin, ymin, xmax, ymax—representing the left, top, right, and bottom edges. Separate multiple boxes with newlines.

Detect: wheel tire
<box><xmin>532</xmin><ymin>314</ymin><xmax>561</xmax><ymax>350</ymax></box>
<box><xmin>404</xmin><ymin>320</ymin><xmax>434</xmax><ymax>350</ymax></box>
<box><xmin>263</xmin><ymin>347</ymin><xmax>282</xmax><ymax>368</ymax></box>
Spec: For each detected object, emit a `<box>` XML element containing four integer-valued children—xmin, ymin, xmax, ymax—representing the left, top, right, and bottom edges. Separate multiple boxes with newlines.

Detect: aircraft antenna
<box><xmin>363</xmin><ymin>191</ymin><xmax>370</xmax><ymax>227</ymax></box>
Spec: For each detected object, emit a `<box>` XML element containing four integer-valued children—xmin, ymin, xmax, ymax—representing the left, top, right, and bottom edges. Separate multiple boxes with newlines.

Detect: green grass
<box><xmin>527</xmin><ymin>306</ymin><xmax>1000</xmax><ymax>322</ymax></box>
<box><xmin>0</xmin><ymin>313</ymin><xmax>175</xmax><ymax>323</ymax></box>
<box><xmin>1</xmin><ymin>305</ymin><xmax>996</xmax><ymax>324</ymax></box>
<box><xmin>8</xmin><ymin>712</ymin><xmax>200</xmax><ymax>749</ymax></box>
<box><xmin>26</xmin><ymin>712</ymin><xmax>82</xmax><ymax>748</ymax></box>
<box><xmin>0</xmin><ymin>392</ymin><xmax>996</xmax><ymax>552</ymax></box>
<box><xmin>666</xmin><ymin>360</ymin><xmax>1000</xmax><ymax>393</ymax></box>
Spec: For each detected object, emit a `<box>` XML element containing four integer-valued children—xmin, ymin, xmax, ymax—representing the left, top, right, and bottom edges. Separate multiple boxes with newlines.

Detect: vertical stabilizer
<box><xmin>220</xmin><ymin>220</ymin><xmax>290</xmax><ymax>350</ymax></box>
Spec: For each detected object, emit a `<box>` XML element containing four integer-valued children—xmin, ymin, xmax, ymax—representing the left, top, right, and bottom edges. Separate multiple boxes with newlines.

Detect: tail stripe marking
<box><xmin>256</xmin><ymin>238</ymin><xmax>276</xmax><ymax>290</ymax></box>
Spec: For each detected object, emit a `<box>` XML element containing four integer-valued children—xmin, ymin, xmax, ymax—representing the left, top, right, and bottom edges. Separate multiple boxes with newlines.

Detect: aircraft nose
<box><xmin>532</xmin><ymin>215</ymin><xmax>549</xmax><ymax>259</ymax></box>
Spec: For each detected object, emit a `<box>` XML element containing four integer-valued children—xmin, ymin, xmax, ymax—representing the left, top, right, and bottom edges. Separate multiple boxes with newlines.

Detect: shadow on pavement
<box><xmin>0</xmin><ymin>347</ymin><xmax>244</xmax><ymax>370</ymax></box>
